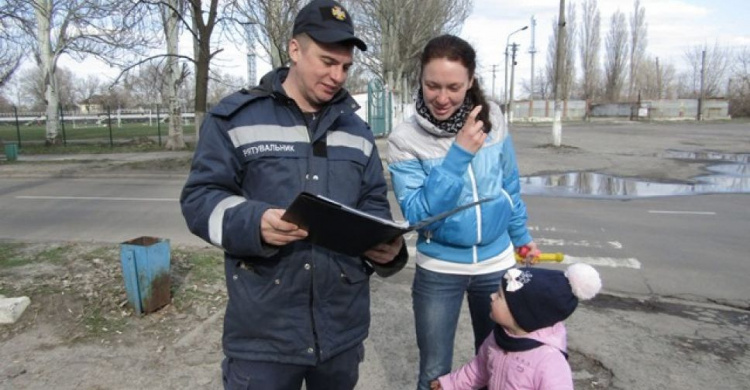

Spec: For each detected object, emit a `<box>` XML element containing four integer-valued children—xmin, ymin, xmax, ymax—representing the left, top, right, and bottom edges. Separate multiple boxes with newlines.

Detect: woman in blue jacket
<box><xmin>387</xmin><ymin>34</ymin><xmax>540</xmax><ymax>390</ymax></box>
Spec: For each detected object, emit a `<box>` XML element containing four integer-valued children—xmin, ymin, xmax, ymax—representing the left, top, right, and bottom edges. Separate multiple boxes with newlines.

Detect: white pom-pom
<box><xmin>565</xmin><ymin>263</ymin><xmax>602</xmax><ymax>300</ymax></box>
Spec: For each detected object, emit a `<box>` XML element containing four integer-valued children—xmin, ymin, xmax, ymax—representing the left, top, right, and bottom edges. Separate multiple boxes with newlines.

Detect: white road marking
<box><xmin>536</xmin><ymin>238</ymin><xmax>607</xmax><ymax>248</ymax></box>
<box><xmin>562</xmin><ymin>256</ymin><xmax>641</xmax><ymax>269</ymax></box>
<box><xmin>648</xmin><ymin>210</ymin><xmax>716</xmax><ymax>215</ymax></box>
<box><xmin>405</xmin><ymin>246</ymin><xmax>641</xmax><ymax>269</ymax></box>
<box><xmin>16</xmin><ymin>195</ymin><xmax>178</xmax><ymax>202</ymax></box>
<box><xmin>527</xmin><ymin>225</ymin><xmax>578</xmax><ymax>233</ymax></box>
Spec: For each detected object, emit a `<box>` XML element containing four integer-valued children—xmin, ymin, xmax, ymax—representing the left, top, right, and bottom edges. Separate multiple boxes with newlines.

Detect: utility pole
<box><xmin>656</xmin><ymin>57</ymin><xmax>661</xmax><ymax>100</ymax></box>
<box><xmin>529</xmin><ymin>16</ymin><xmax>537</xmax><ymax>100</ymax></box>
<box><xmin>698</xmin><ymin>49</ymin><xmax>706</xmax><ymax>121</ymax></box>
<box><xmin>504</xmin><ymin>26</ymin><xmax>528</xmax><ymax>113</ymax></box>
<box><xmin>529</xmin><ymin>15</ymin><xmax>537</xmax><ymax>119</ymax></box>
<box><xmin>509</xmin><ymin>43</ymin><xmax>519</xmax><ymax>123</ymax></box>
<box><xmin>245</xmin><ymin>23</ymin><xmax>257</xmax><ymax>87</ymax></box>
<box><xmin>552</xmin><ymin>0</ymin><xmax>566</xmax><ymax>147</ymax></box>
<box><xmin>491</xmin><ymin>64</ymin><xmax>498</xmax><ymax>99</ymax></box>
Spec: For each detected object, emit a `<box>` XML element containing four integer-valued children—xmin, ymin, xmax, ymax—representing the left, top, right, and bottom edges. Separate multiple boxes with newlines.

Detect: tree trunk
<box><xmin>164</xmin><ymin>0</ymin><xmax>185</xmax><ymax>150</ymax></box>
<box><xmin>552</xmin><ymin>0</ymin><xmax>566</xmax><ymax>147</ymax></box>
<box><xmin>190</xmin><ymin>0</ymin><xmax>217</xmax><ymax>143</ymax></box>
<box><xmin>193</xmin><ymin>37</ymin><xmax>210</xmax><ymax>141</ymax></box>
<box><xmin>36</xmin><ymin>0</ymin><xmax>60</xmax><ymax>144</ymax></box>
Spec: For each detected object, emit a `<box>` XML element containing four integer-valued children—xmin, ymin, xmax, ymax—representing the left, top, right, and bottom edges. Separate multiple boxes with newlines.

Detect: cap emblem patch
<box><xmin>331</xmin><ymin>6</ymin><xmax>346</xmax><ymax>21</ymax></box>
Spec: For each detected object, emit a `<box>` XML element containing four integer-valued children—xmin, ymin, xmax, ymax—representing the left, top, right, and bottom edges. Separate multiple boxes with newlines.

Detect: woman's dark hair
<box><xmin>419</xmin><ymin>34</ymin><xmax>492</xmax><ymax>131</ymax></box>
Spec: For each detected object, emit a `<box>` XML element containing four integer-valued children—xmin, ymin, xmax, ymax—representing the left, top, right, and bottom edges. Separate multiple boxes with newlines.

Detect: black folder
<box><xmin>281</xmin><ymin>192</ymin><xmax>495</xmax><ymax>256</ymax></box>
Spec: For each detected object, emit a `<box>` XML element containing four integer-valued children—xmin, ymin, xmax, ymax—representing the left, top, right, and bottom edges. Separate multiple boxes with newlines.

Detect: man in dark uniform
<box><xmin>180</xmin><ymin>0</ymin><xmax>407</xmax><ymax>389</ymax></box>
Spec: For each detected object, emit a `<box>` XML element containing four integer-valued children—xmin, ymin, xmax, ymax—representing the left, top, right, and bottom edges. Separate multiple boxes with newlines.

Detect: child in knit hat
<box><xmin>430</xmin><ymin>263</ymin><xmax>602</xmax><ymax>390</ymax></box>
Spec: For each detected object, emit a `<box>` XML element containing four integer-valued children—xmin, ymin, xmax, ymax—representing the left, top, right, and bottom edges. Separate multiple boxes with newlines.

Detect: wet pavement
<box><xmin>521</xmin><ymin>150</ymin><xmax>750</xmax><ymax>198</ymax></box>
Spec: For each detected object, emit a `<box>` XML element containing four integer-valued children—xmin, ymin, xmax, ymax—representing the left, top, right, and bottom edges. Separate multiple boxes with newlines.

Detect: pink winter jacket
<box><xmin>438</xmin><ymin>322</ymin><xmax>573</xmax><ymax>390</ymax></box>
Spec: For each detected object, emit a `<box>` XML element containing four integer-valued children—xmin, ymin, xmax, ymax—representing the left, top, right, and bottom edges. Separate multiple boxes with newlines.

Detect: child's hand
<box><xmin>430</xmin><ymin>379</ymin><xmax>442</xmax><ymax>390</ymax></box>
<box><xmin>517</xmin><ymin>242</ymin><xmax>542</xmax><ymax>265</ymax></box>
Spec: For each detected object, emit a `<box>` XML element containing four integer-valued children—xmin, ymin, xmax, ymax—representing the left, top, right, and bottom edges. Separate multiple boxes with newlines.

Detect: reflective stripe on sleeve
<box><xmin>209</xmin><ymin>196</ymin><xmax>247</xmax><ymax>247</ymax></box>
<box><xmin>328</xmin><ymin>131</ymin><xmax>373</xmax><ymax>158</ymax></box>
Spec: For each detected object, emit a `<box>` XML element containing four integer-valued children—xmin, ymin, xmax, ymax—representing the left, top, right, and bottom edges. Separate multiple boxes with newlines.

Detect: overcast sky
<box><xmin>462</xmin><ymin>0</ymin><xmax>750</xmax><ymax>99</ymax></box>
<box><xmin>50</xmin><ymin>0</ymin><xmax>750</xmax><ymax>99</ymax></box>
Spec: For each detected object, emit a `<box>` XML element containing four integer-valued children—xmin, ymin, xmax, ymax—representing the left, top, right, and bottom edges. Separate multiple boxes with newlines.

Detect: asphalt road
<box><xmin>1</xmin><ymin>175</ymin><xmax>748</xmax><ymax>308</ymax></box>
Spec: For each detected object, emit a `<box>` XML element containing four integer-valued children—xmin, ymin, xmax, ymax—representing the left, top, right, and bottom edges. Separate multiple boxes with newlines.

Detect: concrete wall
<box><xmin>510</xmin><ymin>100</ymin><xmax>588</xmax><ymax>121</ymax></box>
<box><xmin>590</xmin><ymin>99</ymin><xmax>730</xmax><ymax>120</ymax></box>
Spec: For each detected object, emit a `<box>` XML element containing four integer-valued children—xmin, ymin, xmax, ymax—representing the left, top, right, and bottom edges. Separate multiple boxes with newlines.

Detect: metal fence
<box><xmin>0</xmin><ymin>108</ymin><xmax>195</xmax><ymax>127</ymax></box>
<box><xmin>0</xmin><ymin>107</ymin><xmax>196</xmax><ymax>147</ymax></box>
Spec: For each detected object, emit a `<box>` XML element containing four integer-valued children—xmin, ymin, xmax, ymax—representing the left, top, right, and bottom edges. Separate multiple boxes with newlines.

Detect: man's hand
<box><xmin>363</xmin><ymin>236</ymin><xmax>404</xmax><ymax>264</ymax></box>
<box><xmin>430</xmin><ymin>379</ymin><xmax>442</xmax><ymax>390</ymax></box>
<box><xmin>260</xmin><ymin>209</ymin><xmax>308</xmax><ymax>246</ymax></box>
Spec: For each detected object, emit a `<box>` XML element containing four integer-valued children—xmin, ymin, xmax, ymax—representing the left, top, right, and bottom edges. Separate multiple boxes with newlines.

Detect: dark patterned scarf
<box><xmin>415</xmin><ymin>87</ymin><xmax>474</xmax><ymax>134</ymax></box>
<box><xmin>493</xmin><ymin>325</ymin><xmax>568</xmax><ymax>360</ymax></box>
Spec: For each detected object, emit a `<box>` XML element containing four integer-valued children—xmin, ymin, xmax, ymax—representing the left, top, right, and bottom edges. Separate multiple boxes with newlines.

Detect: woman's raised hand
<box><xmin>455</xmin><ymin>105</ymin><xmax>486</xmax><ymax>154</ymax></box>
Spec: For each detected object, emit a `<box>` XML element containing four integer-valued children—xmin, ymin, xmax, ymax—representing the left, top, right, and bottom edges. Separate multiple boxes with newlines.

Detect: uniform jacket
<box><xmin>180</xmin><ymin>68</ymin><xmax>406</xmax><ymax>365</ymax></box>
<box><xmin>386</xmin><ymin>103</ymin><xmax>532</xmax><ymax>270</ymax></box>
<box><xmin>438</xmin><ymin>322</ymin><xmax>573</xmax><ymax>390</ymax></box>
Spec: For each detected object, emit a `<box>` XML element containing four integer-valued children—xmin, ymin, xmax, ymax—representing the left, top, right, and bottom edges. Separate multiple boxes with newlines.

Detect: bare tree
<box><xmin>1</xmin><ymin>0</ymin><xmax>155</xmax><ymax>144</ymax></box>
<box><xmin>72</xmin><ymin>75</ymin><xmax>106</xmax><ymax>104</ymax></box>
<box><xmin>344</xmin><ymin>63</ymin><xmax>370</xmax><ymax>94</ymax></box>
<box><xmin>19</xmin><ymin>65</ymin><xmax>77</xmax><ymax>111</ymax></box>
<box><xmin>164</xmin><ymin>0</ymin><xmax>186</xmax><ymax>149</ymax></box>
<box><xmin>227</xmin><ymin>0</ymin><xmax>303</xmax><ymax>68</ymax></box>
<box><xmin>604</xmin><ymin>10</ymin><xmax>628</xmax><ymax>102</ymax></box>
<box><xmin>0</xmin><ymin>93</ymin><xmax>14</xmax><ymax>110</ymax></box>
<box><xmin>186</xmin><ymin>0</ymin><xmax>225</xmax><ymax>140</ymax></box>
<box><xmin>641</xmin><ymin>56</ymin><xmax>677</xmax><ymax>100</ymax></box>
<box><xmin>634</xmin><ymin>56</ymin><xmax>658</xmax><ymax>100</ymax></box>
<box><xmin>659</xmin><ymin>61</ymin><xmax>678</xmax><ymax>99</ymax></box>
<box><xmin>545</xmin><ymin>4</ymin><xmax>575</xmax><ymax>101</ymax></box>
<box><xmin>113</xmin><ymin>0</ymin><xmax>231</xmax><ymax>145</ymax></box>
<box><xmin>124</xmin><ymin>64</ymin><xmax>168</xmax><ymax>106</ymax></box>
<box><xmin>627</xmin><ymin>0</ymin><xmax>647</xmax><ymax>101</ymax></box>
<box><xmin>682</xmin><ymin>42</ymin><xmax>730</xmax><ymax>98</ymax></box>
<box><xmin>0</xmin><ymin>14</ymin><xmax>24</xmax><ymax>88</ymax></box>
<box><xmin>579</xmin><ymin>0</ymin><xmax>600</xmax><ymax>101</ymax></box>
<box><xmin>728</xmin><ymin>47</ymin><xmax>750</xmax><ymax>117</ymax></box>
<box><xmin>351</xmin><ymin>0</ymin><xmax>472</xmax><ymax>98</ymax></box>
<box><xmin>562</xmin><ymin>2</ymin><xmax>576</xmax><ymax>99</ymax></box>
<box><xmin>208</xmin><ymin>71</ymin><xmax>245</xmax><ymax>104</ymax></box>
<box><xmin>521</xmin><ymin>69</ymin><xmax>551</xmax><ymax>99</ymax></box>
<box><xmin>227</xmin><ymin>0</ymin><xmax>471</xmax><ymax>113</ymax></box>
<box><xmin>545</xmin><ymin>31</ymin><xmax>556</xmax><ymax>99</ymax></box>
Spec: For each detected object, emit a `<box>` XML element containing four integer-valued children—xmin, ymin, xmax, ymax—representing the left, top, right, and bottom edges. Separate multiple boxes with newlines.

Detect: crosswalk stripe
<box><xmin>562</xmin><ymin>256</ymin><xmax>641</xmax><ymax>269</ymax></box>
<box><xmin>405</xmin><ymin>247</ymin><xmax>641</xmax><ymax>269</ymax></box>
<box><xmin>16</xmin><ymin>195</ymin><xmax>177</xmax><ymax>202</ymax></box>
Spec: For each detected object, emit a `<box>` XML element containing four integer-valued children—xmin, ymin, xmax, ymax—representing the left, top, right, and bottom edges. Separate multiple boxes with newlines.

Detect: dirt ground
<box><xmin>0</xmin><ymin>241</ymin><xmax>613</xmax><ymax>390</ymax></box>
<box><xmin>0</xmin><ymin>242</ymin><xmax>227</xmax><ymax>389</ymax></box>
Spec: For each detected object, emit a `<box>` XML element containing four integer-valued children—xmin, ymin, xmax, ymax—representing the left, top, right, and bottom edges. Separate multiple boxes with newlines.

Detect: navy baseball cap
<box><xmin>293</xmin><ymin>0</ymin><xmax>367</xmax><ymax>51</ymax></box>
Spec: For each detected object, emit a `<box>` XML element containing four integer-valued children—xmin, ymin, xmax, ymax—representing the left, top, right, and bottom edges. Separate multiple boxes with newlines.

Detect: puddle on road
<box><xmin>521</xmin><ymin>150</ymin><xmax>750</xmax><ymax>198</ymax></box>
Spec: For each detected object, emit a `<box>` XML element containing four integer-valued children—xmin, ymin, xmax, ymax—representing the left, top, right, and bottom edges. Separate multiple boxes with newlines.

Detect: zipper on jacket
<box><xmin>308</xmin><ymin>258</ymin><xmax>321</xmax><ymax>361</ymax></box>
<box><xmin>467</xmin><ymin>163</ymin><xmax>482</xmax><ymax>263</ymax></box>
